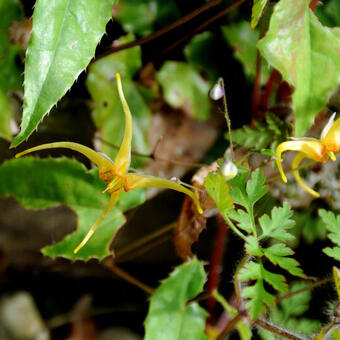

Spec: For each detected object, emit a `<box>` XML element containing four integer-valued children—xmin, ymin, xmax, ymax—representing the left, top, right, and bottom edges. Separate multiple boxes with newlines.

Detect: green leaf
<box><xmin>263</xmin><ymin>244</ymin><xmax>305</xmax><ymax>278</ymax></box>
<box><xmin>12</xmin><ymin>0</ymin><xmax>115</xmax><ymax>147</ymax></box>
<box><xmin>86</xmin><ymin>35</ymin><xmax>150</xmax><ymax>168</ymax></box>
<box><xmin>229</xmin><ymin>113</ymin><xmax>288</xmax><ymax>150</ymax></box>
<box><xmin>239</xmin><ymin>261</ymin><xmax>287</xmax><ymax>292</ymax></box>
<box><xmin>0</xmin><ymin>157</ymin><xmax>145</xmax><ymax>260</ymax></box>
<box><xmin>245</xmin><ymin>235</ymin><xmax>263</xmax><ymax>256</ymax></box>
<box><xmin>114</xmin><ymin>0</ymin><xmax>180</xmax><ymax>36</ymax></box>
<box><xmin>259</xmin><ymin>202</ymin><xmax>295</xmax><ymax>242</ymax></box>
<box><xmin>231</xmin><ymin>123</ymin><xmax>272</xmax><ymax>149</ymax></box>
<box><xmin>144</xmin><ymin>259</ymin><xmax>208</xmax><ymax>340</ymax></box>
<box><xmin>157</xmin><ymin>61</ymin><xmax>211</xmax><ymax>120</ymax></box>
<box><xmin>228</xmin><ymin>209</ymin><xmax>253</xmax><ymax>234</ymax></box>
<box><xmin>246</xmin><ymin>169</ymin><xmax>267</xmax><ymax>208</ymax></box>
<box><xmin>258</xmin><ymin>0</ymin><xmax>340</xmax><ymax>136</ymax></box>
<box><xmin>280</xmin><ymin>281</ymin><xmax>313</xmax><ymax>317</ymax></box>
<box><xmin>319</xmin><ymin>209</ymin><xmax>340</xmax><ymax>261</ymax></box>
<box><xmin>222</xmin><ymin>21</ymin><xmax>270</xmax><ymax>82</ymax></box>
<box><xmin>239</xmin><ymin>261</ymin><xmax>287</xmax><ymax>319</ymax></box>
<box><xmin>333</xmin><ymin>267</ymin><xmax>340</xmax><ymax>300</ymax></box>
<box><xmin>205</xmin><ymin>172</ymin><xmax>233</xmax><ymax>216</ymax></box>
<box><xmin>184</xmin><ymin>31</ymin><xmax>220</xmax><ymax>81</ymax></box>
<box><xmin>251</xmin><ymin>0</ymin><xmax>269</xmax><ymax>29</ymax></box>
<box><xmin>242</xmin><ymin>280</ymin><xmax>275</xmax><ymax>320</ymax></box>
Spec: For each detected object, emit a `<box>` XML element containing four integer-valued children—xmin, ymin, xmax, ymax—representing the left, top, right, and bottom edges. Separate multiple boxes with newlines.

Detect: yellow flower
<box><xmin>16</xmin><ymin>73</ymin><xmax>202</xmax><ymax>253</ymax></box>
<box><xmin>276</xmin><ymin>113</ymin><xmax>340</xmax><ymax>197</ymax></box>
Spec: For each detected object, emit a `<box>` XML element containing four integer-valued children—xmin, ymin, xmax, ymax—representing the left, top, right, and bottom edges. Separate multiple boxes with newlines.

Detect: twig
<box><xmin>154</xmin><ymin>0</ymin><xmax>247</xmax><ymax>59</ymax></box>
<box><xmin>105</xmin><ymin>257</ymin><xmax>155</xmax><ymax>294</ymax></box>
<box><xmin>216</xmin><ymin>313</ymin><xmax>244</xmax><ymax>340</ymax></box>
<box><xmin>95</xmin><ymin>0</ymin><xmax>223</xmax><ymax>61</ymax></box>
<box><xmin>206</xmin><ymin>214</ymin><xmax>229</xmax><ymax>324</ymax></box>
<box><xmin>255</xmin><ymin>318</ymin><xmax>308</xmax><ymax>340</ymax></box>
<box><xmin>276</xmin><ymin>277</ymin><xmax>332</xmax><ymax>304</ymax></box>
<box><xmin>219</xmin><ymin>78</ymin><xmax>234</xmax><ymax>161</ymax></box>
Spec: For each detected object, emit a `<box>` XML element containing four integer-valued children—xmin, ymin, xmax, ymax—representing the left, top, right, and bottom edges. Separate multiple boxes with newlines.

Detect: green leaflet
<box><xmin>229</xmin><ymin>113</ymin><xmax>288</xmax><ymax>151</ymax></box>
<box><xmin>251</xmin><ymin>0</ymin><xmax>269</xmax><ymax>29</ymax></box>
<box><xmin>114</xmin><ymin>0</ymin><xmax>180</xmax><ymax>36</ymax></box>
<box><xmin>0</xmin><ymin>0</ymin><xmax>24</xmax><ymax>141</ymax></box>
<box><xmin>258</xmin><ymin>0</ymin><xmax>340</xmax><ymax>136</ymax></box>
<box><xmin>144</xmin><ymin>259</ymin><xmax>208</xmax><ymax>340</ymax></box>
<box><xmin>0</xmin><ymin>157</ymin><xmax>145</xmax><ymax>260</ymax></box>
<box><xmin>86</xmin><ymin>34</ymin><xmax>151</xmax><ymax>168</ymax></box>
<box><xmin>157</xmin><ymin>61</ymin><xmax>211</xmax><ymax>120</ymax></box>
<box><xmin>259</xmin><ymin>282</ymin><xmax>321</xmax><ymax>340</ymax></box>
<box><xmin>205</xmin><ymin>172</ymin><xmax>233</xmax><ymax>218</ymax></box>
<box><xmin>11</xmin><ymin>0</ymin><xmax>115</xmax><ymax>147</ymax></box>
<box><xmin>222</xmin><ymin>21</ymin><xmax>270</xmax><ymax>83</ymax></box>
<box><xmin>319</xmin><ymin>209</ymin><xmax>340</xmax><ymax>261</ymax></box>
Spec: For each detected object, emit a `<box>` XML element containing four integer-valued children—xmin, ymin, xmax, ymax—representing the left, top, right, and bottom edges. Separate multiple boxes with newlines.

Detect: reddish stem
<box><xmin>206</xmin><ymin>214</ymin><xmax>229</xmax><ymax>324</ymax></box>
<box><xmin>260</xmin><ymin>69</ymin><xmax>281</xmax><ymax>110</ymax></box>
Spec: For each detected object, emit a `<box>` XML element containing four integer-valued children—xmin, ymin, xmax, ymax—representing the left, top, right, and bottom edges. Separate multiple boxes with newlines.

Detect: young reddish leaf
<box><xmin>258</xmin><ymin>0</ymin><xmax>340</xmax><ymax>136</ymax></box>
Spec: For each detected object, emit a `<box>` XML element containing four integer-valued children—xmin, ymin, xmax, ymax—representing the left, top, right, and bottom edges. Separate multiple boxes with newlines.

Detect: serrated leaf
<box><xmin>263</xmin><ymin>244</ymin><xmax>305</xmax><ymax>278</ymax></box>
<box><xmin>231</xmin><ymin>124</ymin><xmax>272</xmax><ymax>149</ymax></box>
<box><xmin>114</xmin><ymin>0</ymin><xmax>180</xmax><ymax>37</ymax></box>
<box><xmin>205</xmin><ymin>172</ymin><xmax>233</xmax><ymax>216</ymax></box>
<box><xmin>86</xmin><ymin>35</ymin><xmax>150</xmax><ymax>168</ymax></box>
<box><xmin>221</xmin><ymin>21</ymin><xmax>270</xmax><ymax>82</ymax></box>
<box><xmin>259</xmin><ymin>202</ymin><xmax>295</xmax><ymax>242</ymax></box>
<box><xmin>319</xmin><ymin>209</ymin><xmax>340</xmax><ymax>261</ymax></box>
<box><xmin>184</xmin><ymin>31</ymin><xmax>220</xmax><ymax>81</ymax></box>
<box><xmin>157</xmin><ymin>61</ymin><xmax>211</xmax><ymax>120</ymax></box>
<box><xmin>144</xmin><ymin>259</ymin><xmax>208</xmax><ymax>340</ymax></box>
<box><xmin>258</xmin><ymin>0</ymin><xmax>340</xmax><ymax>136</ymax></box>
<box><xmin>12</xmin><ymin>0</ymin><xmax>115</xmax><ymax>147</ymax></box>
<box><xmin>251</xmin><ymin>0</ymin><xmax>269</xmax><ymax>29</ymax></box>
<box><xmin>246</xmin><ymin>169</ymin><xmax>267</xmax><ymax>208</ymax></box>
<box><xmin>0</xmin><ymin>157</ymin><xmax>145</xmax><ymax>260</ymax></box>
<box><xmin>239</xmin><ymin>261</ymin><xmax>287</xmax><ymax>292</ymax></box>
<box><xmin>245</xmin><ymin>235</ymin><xmax>263</xmax><ymax>256</ymax></box>
<box><xmin>242</xmin><ymin>280</ymin><xmax>275</xmax><ymax>320</ymax></box>
<box><xmin>228</xmin><ymin>209</ymin><xmax>253</xmax><ymax>233</ymax></box>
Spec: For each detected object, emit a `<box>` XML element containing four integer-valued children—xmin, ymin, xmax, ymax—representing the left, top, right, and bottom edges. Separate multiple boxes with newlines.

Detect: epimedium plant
<box><xmin>2</xmin><ymin>0</ymin><xmax>340</xmax><ymax>339</ymax></box>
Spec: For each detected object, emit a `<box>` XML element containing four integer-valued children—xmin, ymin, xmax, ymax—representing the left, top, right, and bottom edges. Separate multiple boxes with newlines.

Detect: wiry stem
<box><xmin>95</xmin><ymin>0</ymin><xmax>223</xmax><ymax>61</ymax></box>
<box><xmin>255</xmin><ymin>318</ymin><xmax>308</xmax><ymax>340</ymax></box>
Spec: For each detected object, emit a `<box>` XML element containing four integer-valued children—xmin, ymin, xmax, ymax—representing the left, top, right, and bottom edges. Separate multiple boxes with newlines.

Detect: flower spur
<box><xmin>276</xmin><ymin>113</ymin><xmax>340</xmax><ymax>197</ymax></box>
<box><xmin>15</xmin><ymin>73</ymin><xmax>203</xmax><ymax>254</ymax></box>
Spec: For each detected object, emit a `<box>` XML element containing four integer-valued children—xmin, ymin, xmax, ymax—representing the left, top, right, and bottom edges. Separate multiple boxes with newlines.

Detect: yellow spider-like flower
<box><xmin>16</xmin><ymin>73</ymin><xmax>202</xmax><ymax>253</ymax></box>
<box><xmin>276</xmin><ymin>113</ymin><xmax>340</xmax><ymax>197</ymax></box>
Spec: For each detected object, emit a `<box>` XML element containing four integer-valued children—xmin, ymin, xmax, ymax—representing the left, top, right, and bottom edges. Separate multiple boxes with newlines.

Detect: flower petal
<box><xmin>322</xmin><ymin>116</ymin><xmax>340</xmax><ymax>153</ymax></box>
<box><xmin>15</xmin><ymin>142</ymin><xmax>115</xmax><ymax>182</ymax></box>
<box><xmin>112</xmin><ymin>73</ymin><xmax>133</xmax><ymax>175</ymax></box>
<box><xmin>125</xmin><ymin>174</ymin><xmax>203</xmax><ymax>214</ymax></box>
<box><xmin>74</xmin><ymin>189</ymin><xmax>122</xmax><ymax>254</ymax></box>
<box><xmin>292</xmin><ymin>152</ymin><xmax>320</xmax><ymax>198</ymax></box>
<box><xmin>275</xmin><ymin>140</ymin><xmax>326</xmax><ymax>183</ymax></box>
